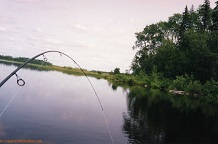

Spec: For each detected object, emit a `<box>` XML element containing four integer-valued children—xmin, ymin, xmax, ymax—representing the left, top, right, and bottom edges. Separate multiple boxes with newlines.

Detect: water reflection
<box><xmin>0</xmin><ymin>60</ymin><xmax>50</xmax><ymax>72</ymax></box>
<box><xmin>1</xmin><ymin>63</ymin><xmax>218</xmax><ymax>143</ymax></box>
<box><xmin>0</xmin><ymin>64</ymin><xmax>127</xmax><ymax>143</ymax></box>
<box><xmin>0</xmin><ymin>122</ymin><xmax>6</xmax><ymax>137</ymax></box>
<box><xmin>123</xmin><ymin>86</ymin><xmax>218</xmax><ymax>143</ymax></box>
<box><xmin>111</xmin><ymin>84</ymin><xmax>118</xmax><ymax>91</ymax></box>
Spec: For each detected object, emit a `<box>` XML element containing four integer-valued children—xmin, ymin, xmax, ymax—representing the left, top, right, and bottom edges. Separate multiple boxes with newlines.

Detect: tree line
<box><xmin>131</xmin><ymin>0</ymin><xmax>218</xmax><ymax>83</ymax></box>
<box><xmin>0</xmin><ymin>55</ymin><xmax>52</xmax><ymax>66</ymax></box>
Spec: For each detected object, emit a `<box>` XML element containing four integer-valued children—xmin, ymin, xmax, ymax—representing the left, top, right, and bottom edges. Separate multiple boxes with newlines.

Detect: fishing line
<box><xmin>0</xmin><ymin>60</ymin><xmax>47</xmax><ymax>118</ymax></box>
<box><xmin>0</xmin><ymin>86</ymin><xmax>22</xmax><ymax>118</ymax></box>
<box><xmin>58</xmin><ymin>52</ymin><xmax>105</xmax><ymax>111</ymax></box>
<box><xmin>58</xmin><ymin>52</ymin><xmax>115</xmax><ymax>144</ymax></box>
<box><xmin>0</xmin><ymin>51</ymin><xmax>114</xmax><ymax>144</ymax></box>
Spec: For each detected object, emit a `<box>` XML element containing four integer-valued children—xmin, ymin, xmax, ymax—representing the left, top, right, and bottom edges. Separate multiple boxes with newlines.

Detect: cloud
<box><xmin>43</xmin><ymin>38</ymin><xmax>62</xmax><ymax>45</ymax></box>
<box><xmin>0</xmin><ymin>27</ymin><xmax>6</xmax><ymax>32</ymax></box>
<box><xmin>72</xmin><ymin>24</ymin><xmax>88</xmax><ymax>32</ymax></box>
<box><xmin>35</xmin><ymin>28</ymin><xmax>43</xmax><ymax>32</ymax></box>
<box><xmin>0</xmin><ymin>15</ymin><xmax>15</xmax><ymax>24</ymax></box>
<box><xmin>114</xmin><ymin>28</ymin><xmax>124</xmax><ymax>33</ymax></box>
<box><xmin>14</xmin><ymin>0</ymin><xmax>41</xmax><ymax>3</ymax></box>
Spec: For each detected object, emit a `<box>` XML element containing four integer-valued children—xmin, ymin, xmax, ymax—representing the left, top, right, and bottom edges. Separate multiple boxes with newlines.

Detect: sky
<box><xmin>0</xmin><ymin>0</ymin><xmax>217</xmax><ymax>72</ymax></box>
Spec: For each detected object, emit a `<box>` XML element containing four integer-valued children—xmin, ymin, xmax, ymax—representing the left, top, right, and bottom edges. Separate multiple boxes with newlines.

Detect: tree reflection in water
<box><xmin>122</xmin><ymin>86</ymin><xmax>218</xmax><ymax>144</ymax></box>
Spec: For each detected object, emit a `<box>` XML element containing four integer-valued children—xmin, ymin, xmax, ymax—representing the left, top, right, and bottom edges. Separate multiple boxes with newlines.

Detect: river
<box><xmin>0</xmin><ymin>63</ymin><xmax>218</xmax><ymax>143</ymax></box>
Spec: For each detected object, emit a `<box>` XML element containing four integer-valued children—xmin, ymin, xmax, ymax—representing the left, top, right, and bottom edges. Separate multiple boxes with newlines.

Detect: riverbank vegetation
<box><xmin>107</xmin><ymin>73</ymin><xmax>218</xmax><ymax>103</ymax></box>
<box><xmin>124</xmin><ymin>0</ymin><xmax>217</xmax><ymax>100</ymax></box>
<box><xmin>0</xmin><ymin>57</ymin><xmax>106</xmax><ymax>79</ymax></box>
<box><xmin>0</xmin><ymin>55</ymin><xmax>52</xmax><ymax>66</ymax></box>
<box><xmin>131</xmin><ymin>0</ymin><xmax>217</xmax><ymax>81</ymax></box>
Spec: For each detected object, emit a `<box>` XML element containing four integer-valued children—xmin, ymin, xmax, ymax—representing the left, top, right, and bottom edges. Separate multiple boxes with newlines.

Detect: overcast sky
<box><xmin>0</xmin><ymin>0</ymin><xmax>217</xmax><ymax>72</ymax></box>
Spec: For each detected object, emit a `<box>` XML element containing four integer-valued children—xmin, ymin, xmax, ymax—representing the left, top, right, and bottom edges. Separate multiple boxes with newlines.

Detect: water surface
<box><xmin>0</xmin><ymin>64</ymin><xmax>218</xmax><ymax>143</ymax></box>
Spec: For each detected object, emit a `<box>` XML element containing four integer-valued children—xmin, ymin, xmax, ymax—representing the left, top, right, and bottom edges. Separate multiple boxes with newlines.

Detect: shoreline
<box><xmin>0</xmin><ymin>59</ymin><xmax>106</xmax><ymax>79</ymax></box>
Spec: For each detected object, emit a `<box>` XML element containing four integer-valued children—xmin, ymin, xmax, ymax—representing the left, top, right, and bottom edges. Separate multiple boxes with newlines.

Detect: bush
<box><xmin>202</xmin><ymin>79</ymin><xmax>218</xmax><ymax>97</ymax></box>
<box><xmin>185</xmin><ymin>80</ymin><xmax>203</xmax><ymax>95</ymax></box>
<box><xmin>172</xmin><ymin>76</ymin><xmax>187</xmax><ymax>90</ymax></box>
<box><xmin>127</xmin><ymin>79</ymin><xmax>134</xmax><ymax>86</ymax></box>
<box><xmin>171</xmin><ymin>75</ymin><xmax>194</xmax><ymax>90</ymax></box>
<box><xmin>160</xmin><ymin>79</ymin><xmax>171</xmax><ymax>90</ymax></box>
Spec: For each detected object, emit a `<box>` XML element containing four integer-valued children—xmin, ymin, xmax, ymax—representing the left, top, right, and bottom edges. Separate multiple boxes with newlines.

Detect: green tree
<box><xmin>131</xmin><ymin>48</ymin><xmax>154</xmax><ymax>75</ymax></box>
<box><xmin>211</xmin><ymin>1</ymin><xmax>218</xmax><ymax>31</ymax></box>
<box><xmin>167</xmin><ymin>13</ymin><xmax>182</xmax><ymax>43</ymax></box>
<box><xmin>182</xmin><ymin>29</ymin><xmax>216</xmax><ymax>82</ymax></box>
<box><xmin>198</xmin><ymin>0</ymin><xmax>212</xmax><ymax>30</ymax></box>
<box><xmin>113</xmin><ymin>67</ymin><xmax>120</xmax><ymax>74</ymax></box>
<box><xmin>153</xmin><ymin>40</ymin><xmax>181</xmax><ymax>78</ymax></box>
<box><xmin>131</xmin><ymin>20</ymin><xmax>181</xmax><ymax>75</ymax></box>
<box><xmin>189</xmin><ymin>5</ymin><xmax>202</xmax><ymax>30</ymax></box>
<box><xmin>131</xmin><ymin>0</ymin><xmax>217</xmax><ymax>83</ymax></box>
<box><xmin>179</xmin><ymin>5</ymin><xmax>191</xmax><ymax>40</ymax></box>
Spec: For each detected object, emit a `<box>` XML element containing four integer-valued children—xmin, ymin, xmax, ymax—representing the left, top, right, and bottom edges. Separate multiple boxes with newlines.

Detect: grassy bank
<box><xmin>0</xmin><ymin>59</ymin><xmax>106</xmax><ymax>79</ymax></box>
<box><xmin>107</xmin><ymin>72</ymin><xmax>218</xmax><ymax>103</ymax></box>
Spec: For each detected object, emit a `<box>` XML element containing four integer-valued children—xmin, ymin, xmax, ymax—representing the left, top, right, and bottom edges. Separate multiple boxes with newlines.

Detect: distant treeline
<box><xmin>0</xmin><ymin>55</ymin><xmax>52</xmax><ymax>66</ymax></box>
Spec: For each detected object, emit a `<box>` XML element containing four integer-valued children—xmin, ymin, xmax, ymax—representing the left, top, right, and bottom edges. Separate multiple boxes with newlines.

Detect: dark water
<box><xmin>0</xmin><ymin>64</ymin><xmax>218</xmax><ymax>144</ymax></box>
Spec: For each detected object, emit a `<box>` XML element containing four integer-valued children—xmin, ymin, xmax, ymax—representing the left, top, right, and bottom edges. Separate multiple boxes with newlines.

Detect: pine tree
<box><xmin>189</xmin><ymin>5</ymin><xmax>200</xmax><ymax>29</ymax></box>
<box><xmin>211</xmin><ymin>1</ymin><xmax>218</xmax><ymax>31</ymax></box>
<box><xmin>199</xmin><ymin>0</ymin><xmax>212</xmax><ymax>30</ymax></box>
<box><xmin>179</xmin><ymin>6</ymin><xmax>191</xmax><ymax>41</ymax></box>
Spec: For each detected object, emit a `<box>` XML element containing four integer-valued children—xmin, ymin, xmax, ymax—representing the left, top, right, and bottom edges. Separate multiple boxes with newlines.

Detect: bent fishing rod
<box><xmin>0</xmin><ymin>50</ymin><xmax>105</xmax><ymax>108</ymax></box>
<box><xmin>0</xmin><ymin>50</ymin><xmax>103</xmax><ymax>108</ymax></box>
<box><xmin>0</xmin><ymin>51</ymin><xmax>77</xmax><ymax>86</ymax></box>
<box><xmin>0</xmin><ymin>50</ymin><xmax>114</xmax><ymax>143</ymax></box>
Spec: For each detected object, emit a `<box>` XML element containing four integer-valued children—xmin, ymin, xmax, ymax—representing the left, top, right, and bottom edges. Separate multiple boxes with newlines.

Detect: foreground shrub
<box><xmin>185</xmin><ymin>80</ymin><xmax>203</xmax><ymax>95</ymax></box>
<box><xmin>203</xmin><ymin>79</ymin><xmax>218</xmax><ymax>98</ymax></box>
<box><xmin>170</xmin><ymin>75</ymin><xmax>194</xmax><ymax>90</ymax></box>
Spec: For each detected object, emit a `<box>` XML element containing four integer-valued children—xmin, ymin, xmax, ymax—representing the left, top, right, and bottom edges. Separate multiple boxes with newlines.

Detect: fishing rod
<box><xmin>0</xmin><ymin>50</ymin><xmax>114</xmax><ymax>144</ymax></box>
<box><xmin>0</xmin><ymin>60</ymin><xmax>46</xmax><ymax>118</ymax></box>
<box><xmin>0</xmin><ymin>50</ymin><xmax>104</xmax><ymax>109</ymax></box>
